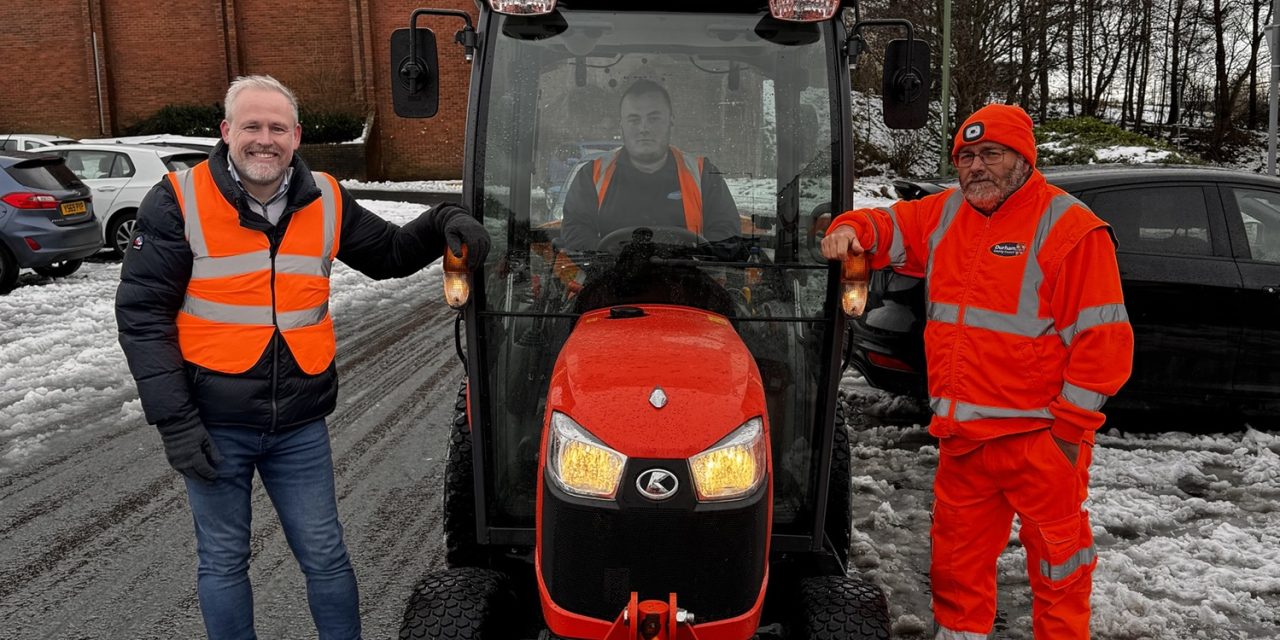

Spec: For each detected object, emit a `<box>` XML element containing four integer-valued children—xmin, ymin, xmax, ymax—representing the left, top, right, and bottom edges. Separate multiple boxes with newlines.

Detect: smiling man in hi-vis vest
<box><xmin>116</xmin><ymin>75</ymin><xmax>488</xmax><ymax>640</ymax></box>
<box><xmin>823</xmin><ymin>104</ymin><xmax>1134</xmax><ymax>639</ymax></box>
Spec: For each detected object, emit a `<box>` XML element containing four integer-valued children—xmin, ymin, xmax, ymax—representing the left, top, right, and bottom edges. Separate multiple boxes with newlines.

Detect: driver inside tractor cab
<box><xmin>559</xmin><ymin>79</ymin><xmax>744</xmax><ymax>258</ymax></box>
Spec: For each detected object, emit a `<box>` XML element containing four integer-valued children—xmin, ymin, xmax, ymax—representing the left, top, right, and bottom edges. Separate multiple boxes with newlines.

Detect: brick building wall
<box><xmin>0</xmin><ymin>0</ymin><xmax>474</xmax><ymax>180</ymax></box>
<box><xmin>369</xmin><ymin>2</ymin><xmax>475</xmax><ymax>180</ymax></box>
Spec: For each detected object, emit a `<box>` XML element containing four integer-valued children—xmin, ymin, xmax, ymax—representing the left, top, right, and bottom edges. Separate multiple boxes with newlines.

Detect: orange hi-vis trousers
<box><xmin>931</xmin><ymin>429</ymin><xmax>1097</xmax><ymax>639</ymax></box>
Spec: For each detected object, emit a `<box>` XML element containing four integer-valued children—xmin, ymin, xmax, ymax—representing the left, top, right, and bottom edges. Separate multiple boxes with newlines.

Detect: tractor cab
<box><xmin>392</xmin><ymin>2</ymin><xmax>928</xmax><ymax>638</ymax></box>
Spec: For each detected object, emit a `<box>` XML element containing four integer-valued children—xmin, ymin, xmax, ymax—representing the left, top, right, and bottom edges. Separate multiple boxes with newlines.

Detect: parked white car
<box><xmin>1</xmin><ymin>134</ymin><xmax>77</xmax><ymax>152</ymax></box>
<box><xmin>79</xmin><ymin>134</ymin><xmax>218</xmax><ymax>154</ymax></box>
<box><xmin>41</xmin><ymin>144</ymin><xmax>208</xmax><ymax>255</ymax></box>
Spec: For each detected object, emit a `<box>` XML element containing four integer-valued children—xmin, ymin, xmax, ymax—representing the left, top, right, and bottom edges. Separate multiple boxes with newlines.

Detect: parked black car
<box><xmin>845</xmin><ymin>164</ymin><xmax>1280</xmax><ymax>425</ymax></box>
<box><xmin>0</xmin><ymin>151</ymin><xmax>101</xmax><ymax>292</ymax></box>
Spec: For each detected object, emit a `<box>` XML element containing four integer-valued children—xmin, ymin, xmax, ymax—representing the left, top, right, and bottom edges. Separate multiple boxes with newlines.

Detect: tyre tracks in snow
<box><xmin>0</xmin><ymin>296</ymin><xmax>462</xmax><ymax>639</ymax></box>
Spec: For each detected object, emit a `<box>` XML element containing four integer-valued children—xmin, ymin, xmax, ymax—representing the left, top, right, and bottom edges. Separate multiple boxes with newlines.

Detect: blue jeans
<box><xmin>183</xmin><ymin>419</ymin><xmax>361</xmax><ymax>640</ymax></box>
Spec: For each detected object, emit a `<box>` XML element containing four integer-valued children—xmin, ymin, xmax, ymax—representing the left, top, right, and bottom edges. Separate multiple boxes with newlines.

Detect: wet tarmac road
<box><xmin>0</xmin><ymin>296</ymin><xmax>460</xmax><ymax>639</ymax></box>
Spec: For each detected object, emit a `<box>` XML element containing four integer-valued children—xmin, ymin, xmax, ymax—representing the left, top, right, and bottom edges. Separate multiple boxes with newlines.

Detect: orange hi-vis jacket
<box><xmin>830</xmin><ymin>171</ymin><xmax>1134</xmax><ymax>450</ymax></box>
<box><xmin>591</xmin><ymin>145</ymin><xmax>706</xmax><ymax>233</ymax></box>
<box><xmin>168</xmin><ymin>162</ymin><xmax>343</xmax><ymax>376</ymax></box>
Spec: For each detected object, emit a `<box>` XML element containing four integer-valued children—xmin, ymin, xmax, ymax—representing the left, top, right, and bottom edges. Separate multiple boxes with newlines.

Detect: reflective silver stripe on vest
<box><xmin>278</xmin><ymin>303</ymin><xmax>329</xmax><ymax>331</ymax></box>
<box><xmin>1062</xmin><ymin>381</ymin><xmax>1108</xmax><ymax>412</ymax></box>
<box><xmin>925</xmin><ymin>190</ymin><xmax>966</xmax><ymax>300</ymax></box>
<box><xmin>191</xmin><ymin>250</ymin><xmax>271</xmax><ymax>279</ymax></box>
<box><xmin>276</xmin><ymin>254</ymin><xmax>332</xmax><ymax>277</ymax></box>
<box><xmin>177</xmin><ymin>168</ymin><xmax>339</xmax><ymax>329</ymax></box>
<box><xmin>594</xmin><ymin>150</ymin><xmax>621</xmax><ymax>196</ymax></box>
<box><xmin>952</xmin><ymin>401</ymin><xmax>1053</xmax><ymax>422</ymax></box>
<box><xmin>177</xmin><ymin>168</ymin><xmax>209</xmax><ymax>258</ymax></box>
<box><xmin>1040</xmin><ymin>545</ymin><xmax>1096</xmax><ymax>582</ymax></box>
<box><xmin>927</xmin><ymin>301</ymin><xmax>960</xmax><ymax>324</ymax></box>
<box><xmin>930</xmin><ymin>397</ymin><xmax>952</xmax><ymax>418</ymax></box>
<box><xmin>314</xmin><ymin>172</ymin><xmax>337</xmax><ymax>261</ymax></box>
<box><xmin>881</xmin><ymin>206</ymin><xmax>908</xmax><ymax>268</ymax></box>
<box><xmin>927</xmin><ymin>193</ymin><xmax>1082</xmax><ymax>338</ymax></box>
<box><xmin>181</xmin><ymin>296</ymin><xmax>273</xmax><ymax>325</ymax></box>
<box><xmin>1059</xmin><ymin>303</ymin><xmax>1129</xmax><ymax>345</ymax></box>
<box><xmin>595</xmin><ymin>149</ymin><xmax>702</xmax><ymax>201</ymax></box>
<box><xmin>674</xmin><ymin>150</ymin><xmax>703</xmax><ymax>195</ymax></box>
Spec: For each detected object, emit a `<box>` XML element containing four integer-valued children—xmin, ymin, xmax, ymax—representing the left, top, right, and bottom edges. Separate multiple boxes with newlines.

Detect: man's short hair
<box><xmin>225</xmin><ymin>75</ymin><xmax>300</xmax><ymax>125</ymax></box>
<box><xmin>620</xmin><ymin>79</ymin><xmax>672</xmax><ymax>114</ymax></box>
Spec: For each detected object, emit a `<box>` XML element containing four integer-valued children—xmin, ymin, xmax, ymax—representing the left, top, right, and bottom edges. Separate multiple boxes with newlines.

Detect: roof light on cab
<box><xmin>489</xmin><ymin>0</ymin><xmax>557</xmax><ymax>16</ymax></box>
<box><xmin>768</xmin><ymin>0</ymin><xmax>841</xmax><ymax>22</ymax></box>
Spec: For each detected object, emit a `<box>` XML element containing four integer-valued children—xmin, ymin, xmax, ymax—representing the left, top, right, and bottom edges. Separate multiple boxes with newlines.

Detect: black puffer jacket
<box><xmin>116</xmin><ymin>142</ymin><xmax>455</xmax><ymax>434</ymax></box>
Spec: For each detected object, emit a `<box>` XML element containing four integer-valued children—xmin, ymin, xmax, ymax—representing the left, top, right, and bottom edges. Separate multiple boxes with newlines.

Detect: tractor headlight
<box><xmin>689</xmin><ymin>417</ymin><xmax>766</xmax><ymax>501</ymax></box>
<box><xmin>546</xmin><ymin>411</ymin><xmax>627</xmax><ymax>499</ymax></box>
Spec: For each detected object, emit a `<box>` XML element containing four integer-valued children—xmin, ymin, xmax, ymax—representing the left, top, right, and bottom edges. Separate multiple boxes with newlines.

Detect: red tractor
<box><xmin>390</xmin><ymin>2</ymin><xmax>929</xmax><ymax>638</ymax></box>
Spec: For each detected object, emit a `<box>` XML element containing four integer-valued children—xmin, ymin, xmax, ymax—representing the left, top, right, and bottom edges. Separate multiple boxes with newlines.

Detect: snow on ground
<box><xmin>843</xmin><ymin>372</ymin><xmax>1280</xmax><ymax>639</ymax></box>
<box><xmin>341</xmin><ymin>178</ymin><xmax>463</xmax><ymax>193</ymax></box>
<box><xmin>1</xmin><ymin>198</ymin><xmax>1278</xmax><ymax>637</ymax></box>
<box><xmin>0</xmin><ymin>200</ymin><xmax>435</xmax><ymax>471</ymax></box>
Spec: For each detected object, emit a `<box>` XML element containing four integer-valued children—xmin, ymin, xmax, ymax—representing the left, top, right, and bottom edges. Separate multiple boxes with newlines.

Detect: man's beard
<box><xmin>236</xmin><ymin>145</ymin><xmax>287</xmax><ymax>185</ymax></box>
<box><xmin>961</xmin><ymin>157</ymin><xmax>1031</xmax><ymax>213</ymax></box>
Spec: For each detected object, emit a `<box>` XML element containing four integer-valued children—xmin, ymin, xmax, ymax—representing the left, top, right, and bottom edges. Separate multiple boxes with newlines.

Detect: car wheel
<box><xmin>107</xmin><ymin>211</ymin><xmax>138</xmax><ymax>257</ymax></box>
<box><xmin>33</xmin><ymin>259</ymin><xmax>83</xmax><ymax>278</ymax></box>
<box><xmin>399</xmin><ymin>567</ymin><xmax>515</xmax><ymax>640</ymax></box>
<box><xmin>0</xmin><ymin>245</ymin><xmax>17</xmax><ymax>293</ymax></box>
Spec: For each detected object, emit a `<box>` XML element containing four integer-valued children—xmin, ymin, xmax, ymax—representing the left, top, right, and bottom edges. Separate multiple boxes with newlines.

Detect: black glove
<box><xmin>157</xmin><ymin>416</ymin><xmax>222</xmax><ymax>483</ymax></box>
<box><xmin>430</xmin><ymin>203</ymin><xmax>490</xmax><ymax>271</ymax></box>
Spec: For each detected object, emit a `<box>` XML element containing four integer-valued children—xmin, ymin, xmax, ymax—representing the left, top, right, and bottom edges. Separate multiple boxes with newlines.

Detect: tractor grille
<box><xmin>541</xmin><ymin>459</ymin><xmax>768</xmax><ymax>622</ymax></box>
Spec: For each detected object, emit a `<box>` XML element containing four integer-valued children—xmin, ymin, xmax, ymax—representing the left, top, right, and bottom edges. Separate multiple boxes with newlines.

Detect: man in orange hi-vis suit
<box><xmin>822</xmin><ymin>103</ymin><xmax>1134</xmax><ymax>639</ymax></box>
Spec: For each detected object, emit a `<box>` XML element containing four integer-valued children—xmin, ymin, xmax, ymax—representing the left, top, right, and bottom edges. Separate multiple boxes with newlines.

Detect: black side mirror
<box><xmin>882</xmin><ymin>38</ymin><xmax>930</xmax><ymax>130</ymax></box>
<box><xmin>391</xmin><ymin>27</ymin><xmax>440</xmax><ymax>118</ymax></box>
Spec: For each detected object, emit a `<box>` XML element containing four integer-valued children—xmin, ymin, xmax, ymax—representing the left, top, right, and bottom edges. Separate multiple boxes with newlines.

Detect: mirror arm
<box><xmin>409</xmin><ymin>8</ymin><xmax>477</xmax><ymax>63</ymax></box>
<box><xmin>849</xmin><ymin>18</ymin><xmax>915</xmax><ymax>65</ymax></box>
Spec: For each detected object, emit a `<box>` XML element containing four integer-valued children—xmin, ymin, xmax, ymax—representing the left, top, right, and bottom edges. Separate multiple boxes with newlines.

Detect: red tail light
<box><xmin>868</xmin><ymin>351</ymin><xmax>916</xmax><ymax>372</ymax></box>
<box><xmin>2</xmin><ymin>192</ymin><xmax>59</xmax><ymax>209</ymax></box>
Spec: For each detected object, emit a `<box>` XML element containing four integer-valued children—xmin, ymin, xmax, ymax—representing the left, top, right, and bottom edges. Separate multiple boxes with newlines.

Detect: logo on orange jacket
<box><xmin>990</xmin><ymin>242</ymin><xmax>1027</xmax><ymax>257</ymax></box>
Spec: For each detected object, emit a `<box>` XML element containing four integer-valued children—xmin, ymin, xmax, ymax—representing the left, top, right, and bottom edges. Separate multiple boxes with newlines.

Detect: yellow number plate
<box><xmin>60</xmin><ymin>200</ymin><xmax>87</xmax><ymax>216</ymax></box>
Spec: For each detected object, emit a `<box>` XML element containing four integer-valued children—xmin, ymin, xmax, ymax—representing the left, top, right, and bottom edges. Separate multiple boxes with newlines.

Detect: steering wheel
<box><xmin>596</xmin><ymin>225</ymin><xmax>709</xmax><ymax>254</ymax></box>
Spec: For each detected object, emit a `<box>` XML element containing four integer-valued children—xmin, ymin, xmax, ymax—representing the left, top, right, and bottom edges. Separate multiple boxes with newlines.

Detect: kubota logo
<box><xmin>636</xmin><ymin>469</ymin><xmax>678</xmax><ymax>501</ymax></box>
<box><xmin>990</xmin><ymin>242</ymin><xmax>1028</xmax><ymax>257</ymax></box>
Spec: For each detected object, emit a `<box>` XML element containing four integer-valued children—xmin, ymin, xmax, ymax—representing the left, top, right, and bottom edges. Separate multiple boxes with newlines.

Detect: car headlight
<box><xmin>689</xmin><ymin>417</ymin><xmax>767</xmax><ymax>501</ymax></box>
<box><xmin>546</xmin><ymin>411</ymin><xmax>627</xmax><ymax>499</ymax></box>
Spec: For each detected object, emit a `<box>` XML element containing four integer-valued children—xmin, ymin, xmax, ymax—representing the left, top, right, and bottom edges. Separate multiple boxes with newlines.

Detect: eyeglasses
<box><xmin>953</xmin><ymin>148</ymin><xmax>1009</xmax><ymax>168</ymax></box>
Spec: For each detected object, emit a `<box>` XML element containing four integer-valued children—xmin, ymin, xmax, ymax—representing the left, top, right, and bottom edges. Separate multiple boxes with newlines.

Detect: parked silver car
<box><xmin>0</xmin><ymin>134</ymin><xmax>77</xmax><ymax>152</ymax></box>
<box><xmin>42</xmin><ymin>144</ymin><xmax>207</xmax><ymax>255</ymax></box>
<box><xmin>0</xmin><ymin>151</ymin><xmax>102</xmax><ymax>292</ymax></box>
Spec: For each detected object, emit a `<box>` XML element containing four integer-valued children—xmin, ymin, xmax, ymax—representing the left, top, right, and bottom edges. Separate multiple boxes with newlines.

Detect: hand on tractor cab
<box><xmin>820</xmin><ymin>224</ymin><xmax>864</xmax><ymax>261</ymax></box>
<box><xmin>429</xmin><ymin>203</ymin><xmax>491</xmax><ymax>271</ymax></box>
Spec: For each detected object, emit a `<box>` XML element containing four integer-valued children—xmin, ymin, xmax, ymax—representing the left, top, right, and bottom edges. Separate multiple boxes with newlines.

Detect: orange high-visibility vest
<box><xmin>591</xmin><ymin>146</ymin><xmax>705</xmax><ymax>233</ymax></box>
<box><xmin>830</xmin><ymin>171</ymin><xmax>1133</xmax><ymax>446</ymax></box>
<box><xmin>168</xmin><ymin>163</ymin><xmax>342</xmax><ymax>375</ymax></box>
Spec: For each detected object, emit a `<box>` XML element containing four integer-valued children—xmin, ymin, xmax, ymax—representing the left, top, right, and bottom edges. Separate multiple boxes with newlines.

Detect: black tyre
<box><xmin>399</xmin><ymin>567</ymin><xmax>515</xmax><ymax>640</ymax></box>
<box><xmin>106</xmin><ymin>210</ymin><xmax>137</xmax><ymax>257</ymax></box>
<box><xmin>33</xmin><ymin>259</ymin><xmax>82</xmax><ymax>278</ymax></box>
<box><xmin>444</xmin><ymin>378</ymin><xmax>482</xmax><ymax>567</ymax></box>
<box><xmin>0</xmin><ymin>246</ymin><xmax>17</xmax><ymax>293</ymax></box>
<box><xmin>794</xmin><ymin>575</ymin><xmax>891</xmax><ymax>640</ymax></box>
<box><xmin>826</xmin><ymin>403</ymin><xmax>853</xmax><ymax>568</ymax></box>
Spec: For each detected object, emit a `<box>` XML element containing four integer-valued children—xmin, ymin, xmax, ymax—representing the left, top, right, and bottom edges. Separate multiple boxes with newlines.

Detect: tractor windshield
<box><xmin>473</xmin><ymin>8</ymin><xmax>842</xmax><ymax>538</ymax></box>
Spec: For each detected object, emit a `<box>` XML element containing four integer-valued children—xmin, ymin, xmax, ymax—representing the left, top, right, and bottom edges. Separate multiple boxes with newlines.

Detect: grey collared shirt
<box><xmin>228</xmin><ymin>158</ymin><xmax>293</xmax><ymax>225</ymax></box>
